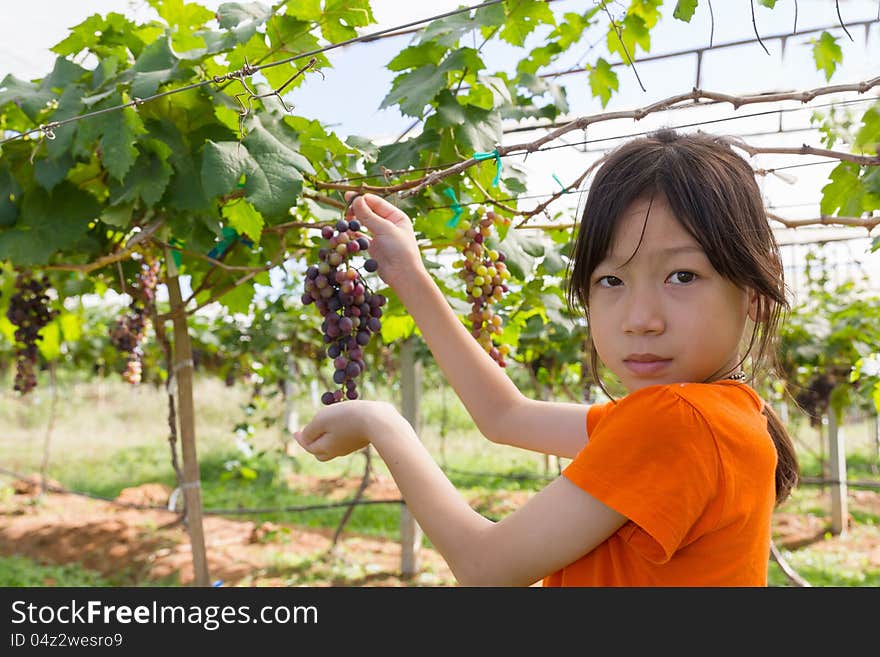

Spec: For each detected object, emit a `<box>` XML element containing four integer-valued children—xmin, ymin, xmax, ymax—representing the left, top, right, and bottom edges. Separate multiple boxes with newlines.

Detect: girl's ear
<box><xmin>747</xmin><ymin>289</ymin><xmax>762</xmax><ymax>323</ymax></box>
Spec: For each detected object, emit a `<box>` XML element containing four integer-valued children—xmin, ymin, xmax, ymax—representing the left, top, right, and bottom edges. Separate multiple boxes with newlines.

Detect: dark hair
<box><xmin>566</xmin><ymin>129</ymin><xmax>799</xmax><ymax>505</ymax></box>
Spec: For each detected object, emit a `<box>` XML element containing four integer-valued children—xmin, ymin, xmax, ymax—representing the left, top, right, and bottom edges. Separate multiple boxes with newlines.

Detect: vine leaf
<box><xmin>673</xmin><ymin>0</ymin><xmax>699</xmax><ymax>22</ymax></box>
<box><xmin>820</xmin><ymin>162</ymin><xmax>863</xmax><ymax>217</ymax></box>
<box><xmin>812</xmin><ymin>31</ymin><xmax>842</xmax><ymax>82</ymax></box>
<box><xmin>0</xmin><ymin>168</ymin><xmax>21</xmax><ymax>227</ymax></box>
<box><xmin>606</xmin><ymin>13</ymin><xmax>651</xmax><ymax>63</ymax></box>
<box><xmin>202</xmin><ymin>123</ymin><xmax>312</xmax><ymax>220</ymax></box>
<box><xmin>108</xmin><ymin>140</ymin><xmax>174</xmax><ymax>206</ymax></box>
<box><xmin>125</xmin><ymin>36</ymin><xmax>180</xmax><ymax>98</ymax></box>
<box><xmin>221</xmin><ymin>199</ymin><xmax>264</xmax><ymax>243</ymax></box>
<box><xmin>97</xmin><ymin>106</ymin><xmax>148</xmax><ymax>181</ymax></box>
<box><xmin>500</xmin><ymin>0</ymin><xmax>556</xmax><ymax>47</ymax></box>
<box><xmin>588</xmin><ymin>57</ymin><xmax>619</xmax><ymax>108</ymax></box>
<box><xmin>0</xmin><ymin>182</ymin><xmax>100</xmax><ymax>265</ymax></box>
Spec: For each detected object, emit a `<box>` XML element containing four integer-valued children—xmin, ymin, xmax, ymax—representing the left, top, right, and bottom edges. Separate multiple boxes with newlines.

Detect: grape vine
<box><xmin>453</xmin><ymin>210</ymin><xmax>512</xmax><ymax>367</ymax></box>
<box><xmin>5</xmin><ymin>271</ymin><xmax>57</xmax><ymax>394</ymax></box>
<box><xmin>301</xmin><ymin>219</ymin><xmax>385</xmax><ymax>405</ymax></box>
<box><xmin>109</xmin><ymin>258</ymin><xmax>160</xmax><ymax>385</ymax></box>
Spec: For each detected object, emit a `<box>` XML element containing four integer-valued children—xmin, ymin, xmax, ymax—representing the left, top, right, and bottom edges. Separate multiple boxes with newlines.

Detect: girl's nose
<box><xmin>621</xmin><ymin>288</ymin><xmax>665</xmax><ymax>335</ymax></box>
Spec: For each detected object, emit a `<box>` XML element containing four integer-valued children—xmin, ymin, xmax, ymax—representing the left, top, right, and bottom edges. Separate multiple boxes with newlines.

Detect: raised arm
<box><xmin>348</xmin><ymin>193</ymin><xmax>589</xmax><ymax>458</ymax></box>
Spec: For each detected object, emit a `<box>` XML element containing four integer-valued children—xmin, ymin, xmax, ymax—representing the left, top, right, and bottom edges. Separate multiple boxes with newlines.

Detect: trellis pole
<box><xmin>826</xmin><ymin>409</ymin><xmax>848</xmax><ymax>537</ymax></box>
<box><xmin>165</xmin><ymin>250</ymin><xmax>211</xmax><ymax>586</ymax></box>
<box><xmin>399</xmin><ymin>337</ymin><xmax>423</xmax><ymax>579</ymax></box>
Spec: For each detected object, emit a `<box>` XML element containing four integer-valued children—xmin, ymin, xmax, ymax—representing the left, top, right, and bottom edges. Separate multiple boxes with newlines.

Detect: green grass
<box><xmin>2</xmin><ymin>372</ymin><xmax>879</xmax><ymax>586</ymax></box>
<box><xmin>0</xmin><ymin>555</ymin><xmax>110</xmax><ymax>586</ymax></box>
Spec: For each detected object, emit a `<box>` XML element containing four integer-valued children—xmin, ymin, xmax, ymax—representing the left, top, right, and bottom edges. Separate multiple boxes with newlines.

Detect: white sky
<box><xmin>1</xmin><ymin>0</ymin><xmax>879</xmax><ymax>294</ymax></box>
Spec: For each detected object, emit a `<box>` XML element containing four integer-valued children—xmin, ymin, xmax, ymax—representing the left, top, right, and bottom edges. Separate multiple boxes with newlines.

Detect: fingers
<box><xmin>345</xmin><ymin>193</ymin><xmax>409</xmax><ymax>230</ymax></box>
<box><xmin>294</xmin><ymin>429</ymin><xmax>331</xmax><ymax>461</ymax></box>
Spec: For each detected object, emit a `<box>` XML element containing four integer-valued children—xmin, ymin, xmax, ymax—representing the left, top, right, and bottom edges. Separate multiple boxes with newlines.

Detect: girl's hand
<box><xmin>294</xmin><ymin>400</ymin><xmax>398</xmax><ymax>462</ymax></box>
<box><xmin>345</xmin><ymin>192</ymin><xmax>423</xmax><ymax>289</ymax></box>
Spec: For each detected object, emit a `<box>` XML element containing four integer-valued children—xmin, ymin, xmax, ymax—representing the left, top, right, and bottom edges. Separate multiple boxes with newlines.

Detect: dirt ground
<box><xmin>1</xmin><ymin>473</ymin><xmax>879</xmax><ymax>587</ymax></box>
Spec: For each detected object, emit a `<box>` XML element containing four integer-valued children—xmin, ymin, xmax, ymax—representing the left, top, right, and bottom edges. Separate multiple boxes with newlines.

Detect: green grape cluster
<box><xmin>452</xmin><ymin>210</ymin><xmax>512</xmax><ymax>367</ymax></box>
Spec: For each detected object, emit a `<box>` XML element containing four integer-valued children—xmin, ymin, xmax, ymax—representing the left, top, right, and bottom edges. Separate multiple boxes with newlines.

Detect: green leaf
<box><xmin>216</xmin><ymin>280</ymin><xmax>255</xmax><ymax>314</ymax></box>
<box><xmin>37</xmin><ymin>322</ymin><xmax>61</xmax><ymax>361</ymax></box>
<box><xmin>388</xmin><ymin>42</ymin><xmax>448</xmax><ymax>72</ymax></box>
<box><xmin>812</xmin><ymin>31</ymin><xmax>842</xmax><ymax>82</ymax></box>
<box><xmin>108</xmin><ymin>142</ymin><xmax>174</xmax><ymax>207</ymax></box>
<box><xmin>380</xmin><ymin>313</ymin><xmax>416</xmax><ymax>343</ymax></box>
<box><xmin>453</xmin><ymin>105</ymin><xmax>502</xmax><ymax>153</ymax></box>
<box><xmin>320</xmin><ymin>0</ymin><xmax>374</xmax><ymax>44</ymax></box>
<box><xmin>286</xmin><ymin>0</ymin><xmax>321</xmax><ymax>21</ymax></box>
<box><xmin>201</xmin><ymin>140</ymin><xmax>251</xmax><ymax>199</ymax></box>
<box><xmin>222</xmin><ymin>199</ymin><xmax>264</xmax><ymax>242</ymax></box>
<box><xmin>128</xmin><ymin>36</ymin><xmax>179</xmax><ymax>98</ymax></box>
<box><xmin>54</xmin><ymin>301</ymin><xmax>85</xmax><ymax>329</ymax></box>
<box><xmin>419</xmin><ymin>12</ymin><xmax>478</xmax><ymax>49</ymax></box>
<box><xmin>673</xmin><ymin>0</ymin><xmax>699</xmax><ymax>22</ymax></box>
<box><xmin>100</xmin><ymin>106</ymin><xmax>148</xmax><ymax>181</ymax></box>
<box><xmin>855</xmin><ymin>106</ymin><xmax>880</xmax><ymax>153</ymax></box>
<box><xmin>0</xmin><ymin>182</ymin><xmax>100</xmax><ymax>265</ymax></box>
<box><xmin>381</xmin><ymin>65</ymin><xmax>447</xmax><ymax>117</ymax></box>
<box><xmin>100</xmin><ymin>204</ymin><xmax>134</xmax><ymax>228</ymax></box>
<box><xmin>0</xmin><ymin>76</ymin><xmax>53</xmax><ymax>121</ymax></box>
<box><xmin>241</xmin><ymin>120</ymin><xmax>310</xmax><ymax>218</ymax></box>
<box><xmin>500</xmin><ymin>0</ymin><xmax>556</xmax><ymax>47</ymax></box>
<box><xmin>607</xmin><ymin>13</ymin><xmax>651</xmax><ymax>62</ymax></box>
<box><xmin>202</xmin><ymin>126</ymin><xmax>309</xmax><ymax>220</ymax></box>
<box><xmin>149</xmin><ymin>0</ymin><xmax>214</xmax><ymax>31</ymax></box>
<box><xmin>217</xmin><ymin>2</ymin><xmax>274</xmax><ymax>30</ymax></box>
<box><xmin>0</xmin><ymin>169</ymin><xmax>22</xmax><ymax>228</ymax></box>
<box><xmin>757</xmin><ymin>0</ymin><xmax>778</xmax><ymax>8</ymax></box>
<box><xmin>34</xmin><ymin>154</ymin><xmax>74</xmax><ymax>192</ymax></box>
<box><xmin>820</xmin><ymin>163</ymin><xmax>862</xmax><ymax>216</ymax></box>
<box><xmin>588</xmin><ymin>58</ymin><xmax>619</xmax><ymax>108</ymax></box>
<box><xmin>435</xmin><ymin>90</ymin><xmax>467</xmax><ymax>126</ymax></box>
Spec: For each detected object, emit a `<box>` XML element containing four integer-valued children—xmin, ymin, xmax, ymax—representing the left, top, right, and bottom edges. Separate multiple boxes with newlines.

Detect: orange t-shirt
<box><xmin>543</xmin><ymin>380</ymin><xmax>776</xmax><ymax>587</ymax></box>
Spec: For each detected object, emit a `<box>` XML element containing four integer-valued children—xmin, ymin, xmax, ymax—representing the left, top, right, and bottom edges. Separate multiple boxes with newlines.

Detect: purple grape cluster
<box><xmin>6</xmin><ymin>271</ymin><xmax>57</xmax><ymax>394</ymax></box>
<box><xmin>109</xmin><ymin>259</ymin><xmax>159</xmax><ymax>384</ymax></box>
<box><xmin>301</xmin><ymin>219</ymin><xmax>385</xmax><ymax>404</ymax></box>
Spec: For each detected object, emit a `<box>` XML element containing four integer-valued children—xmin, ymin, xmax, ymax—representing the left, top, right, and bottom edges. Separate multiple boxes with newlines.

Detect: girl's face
<box><xmin>587</xmin><ymin>194</ymin><xmax>758</xmax><ymax>393</ymax></box>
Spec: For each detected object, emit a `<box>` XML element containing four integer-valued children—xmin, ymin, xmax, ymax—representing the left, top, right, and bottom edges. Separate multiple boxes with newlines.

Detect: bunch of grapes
<box><xmin>6</xmin><ymin>271</ymin><xmax>57</xmax><ymax>394</ymax></box>
<box><xmin>301</xmin><ymin>218</ymin><xmax>385</xmax><ymax>405</ymax></box>
<box><xmin>110</xmin><ymin>259</ymin><xmax>160</xmax><ymax>384</ymax></box>
<box><xmin>453</xmin><ymin>209</ymin><xmax>512</xmax><ymax>367</ymax></box>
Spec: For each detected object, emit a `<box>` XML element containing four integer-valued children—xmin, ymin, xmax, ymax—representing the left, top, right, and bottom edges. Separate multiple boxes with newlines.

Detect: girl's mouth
<box><xmin>623</xmin><ymin>358</ymin><xmax>672</xmax><ymax>376</ymax></box>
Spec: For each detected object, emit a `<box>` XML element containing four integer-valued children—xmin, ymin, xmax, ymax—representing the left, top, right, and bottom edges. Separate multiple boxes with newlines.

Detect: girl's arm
<box><xmin>296</xmin><ymin>401</ymin><xmax>626</xmax><ymax>586</ymax></box>
<box><xmin>350</xmin><ymin>193</ymin><xmax>589</xmax><ymax>459</ymax></box>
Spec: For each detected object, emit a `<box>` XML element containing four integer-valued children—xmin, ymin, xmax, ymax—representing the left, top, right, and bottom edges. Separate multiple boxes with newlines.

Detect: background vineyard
<box><xmin>1</xmin><ymin>0</ymin><xmax>879</xmax><ymax>586</ymax></box>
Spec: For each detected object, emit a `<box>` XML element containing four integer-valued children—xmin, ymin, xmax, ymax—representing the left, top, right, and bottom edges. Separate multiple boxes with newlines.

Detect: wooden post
<box><xmin>165</xmin><ymin>253</ymin><xmax>211</xmax><ymax>586</ymax></box>
<box><xmin>827</xmin><ymin>409</ymin><xmax>848</xmax><ymax>537</ymax></box>
<box><xmin>282</xmin><ymin>356</ymin><xmax>300</xmax><ymax>456</ymax></box>
<box><xmin>399</xmin><ymin>337</ymin><xmax>423</xmax><ymax>579</ymax></box>
<box><xmin>540</xmin><ymin>383</ymin><xmax>559</xmax><ymax>475</ymax></box>
<box><xmin>870</xmin><ymin>414</ymin><xmax>879</xmax><ymax>476</ymax></box>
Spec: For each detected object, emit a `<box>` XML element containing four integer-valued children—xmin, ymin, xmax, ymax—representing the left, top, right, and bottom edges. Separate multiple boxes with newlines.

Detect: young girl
<box><xmin>294</xmin><ymin>129</ymin><xmax>799</xmax><ymax>586</ymax></box>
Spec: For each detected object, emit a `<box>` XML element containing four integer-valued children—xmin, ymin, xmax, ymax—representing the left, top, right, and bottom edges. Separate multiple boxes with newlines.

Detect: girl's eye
<box><xmin>595</xmin><ymin>275</ymin><xmax>623</xmax><ymax>287</ymax></box>
<box><xmin>668</xmin><ymin>271</ymin><xmax>697</xmax><ymax>284</ymax></box>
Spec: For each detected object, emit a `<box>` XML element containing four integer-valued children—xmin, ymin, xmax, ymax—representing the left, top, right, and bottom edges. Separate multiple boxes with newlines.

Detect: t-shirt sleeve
<box><xmin>565</xmin><ymin>386</ymin><xmax>719</xmax><ymax>564</ymax></box>
<box><xmin>586</xmin><ymin>400</ymin><xmax>615</xmax><ymax>437</ymax></box>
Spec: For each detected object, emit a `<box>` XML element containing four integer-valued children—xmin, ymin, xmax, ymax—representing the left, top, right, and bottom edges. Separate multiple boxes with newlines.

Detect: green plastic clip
<box><xmin>168</xmin><ymin>237</ymin><xmax>184</xmax><ymax>269</ymax></box>
<box><xmin>443</xmin><ymin>187</ymin><xmax>464</xmax><ymax>228</ymax></box>
<box><xmin>473</xmin><ymin>147</ymin><xmax>502</xmax><ymax>187</ymax></box>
